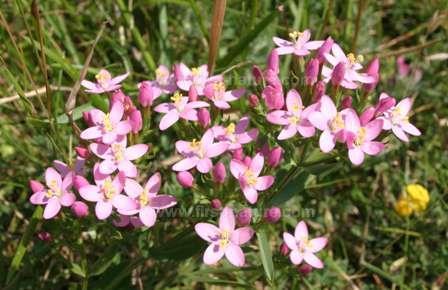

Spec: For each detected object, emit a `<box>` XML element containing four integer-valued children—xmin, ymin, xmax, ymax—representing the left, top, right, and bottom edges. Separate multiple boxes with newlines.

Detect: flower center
<box><xmin>101</xmin><ymin>178</ymin><xmax>115</xmax><ymax>200</ymax></box>
<box><xmin>226</xmin><ymin>123</ymin><xmax>235</xmax><ymax>135</ymax></box>
<box><xmin>288</xmin><ymin>115</ymin><xmax>300</xmax><ymax>125</ymax></box>
<box><xmin>213</xmin><ymin>82</ymin><xmax>226</xmax><ymax>99</ymax></box>
<box><xmin>95</xmin><ymin>70</ymin><xmax>111</xmax><ymax>88</ymax></box>
<box><xmin>244</xmin><ymin>170</ymin><xmax>257</xmax><ymax>186</ymax></box>
<box><xmin>219</xmin><ymin>230</ymin><xmax>230</xmax><ymax>248</ymax></box>
<box><xmin>103</xmin><ymin>113</ymin><xmax>113</xmax><ymax>132</ymax></box>
<box><xmin>170</xmin><ymin>91</ymin><xmax>183</xmax><ymax>104</ymax></box>
<box><xmin>329</xmin><ymin>113</ymin><xmax>344</xmax><ymax>133</ymax></box>
<box><xmin>45</xmin><ymin>180</ymin><xmax>61</xmax><ymax>198</ymax></box>
<box><xmin>191</xmin><ymin>67</ymin><xmax>200</xmax><ymax>77</ymax></box>
<box><xmin>111</xmin><ymin>143</ymin><xmax>124</xmax><ymax>162</ymax></box>
<box><xmin>390</xmin><ymin>107</ymin><xmax>408</xmax><ymax>125</ymax></box>
<box><xmin>355</xmin><ymin>127</ymin><xmax>367</xmax><ymax>146</ymax></box>
<box><xmin>155</xmin><ymin>67</ymin><xmax>168</xmax><ymax>85</ymax></box>
<box><xmin>347</xmin><ymin>53</ymin><xmax>364</xmax><ymax>65</ymax></box>
<box><xmin>289</xmin><ymin>30</ymin><xmax>303</xmax><ymax>41</ymax></box>
<box><xmin>139</xmin><ymin>192</ymin><xmax>149</xmax><ymax>207</ymax></box>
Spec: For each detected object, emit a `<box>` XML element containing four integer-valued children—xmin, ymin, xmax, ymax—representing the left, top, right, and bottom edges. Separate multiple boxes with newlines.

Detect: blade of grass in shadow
<box><xmin>257</xmin><ymin>230</ymin><xmax>275</xmax><ymax>285</ymax></box>
<box><xmin>217</xmin><ymin>10</ymin><xmax>278</xmax><ymax>69</ymax></box>
<box><xmin>316</xmin><ymin>0</ymin><xmax>333</xmax><ymax>39</ymax></box>
<box><xmin>188</xmin><ymin>0</ymin><xmax>209</xmax><ymax>45</ymax></box>
<box><xmin>208</xmin><ymin>0</ymin><xmax>227</xmax><ymax>74</ymax></box>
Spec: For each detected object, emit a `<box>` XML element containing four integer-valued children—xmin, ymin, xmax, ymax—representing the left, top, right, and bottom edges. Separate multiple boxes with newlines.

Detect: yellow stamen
<box><xmin>288</xmin><ymin>115</ymin><xmax>300</xmax><ymax>124</ymax></box>
<box><xmin>355</xmin><ymin>127</ymin><xmax>366</xmax><ymax>146</ymax></box>
<box><xmin>347</xmin><ymin>53</ymin><xmax>364</xmax><ymax>64</ymax></box>
<box><xmin>103</xmin><ymin>113</ymin><xmax>113</xmax><ymax>132</ymax></box>
<box><xmin>226</xmin><ymin>123</ymin><xmax>235</xmax><ymax>135</ymax></box>
<box><xmin>190</xmin><ymin>139</ymin><xmax>201</xmax><ymax>149</ymax></box>
<box><xmin>191</xmin><ymin>67</ymin><xmax>199</xmax><ymax>76</ymax></box>
<box><xmin>95</xmin><ymin>70</ymin><xmax>110</xmax><ymax>87</ymax></box>
<box><xmin>111</xmin><ymin>143</ymin><xmax>124</xmax><ymax>162</ymax></box>
<box><xmin>139</xmin><ymin>192</ymin><xmax>149</xmax><ymax>207</ymax></box>
<box><xmin>288</xmin><ymin>31</ymin><xmax>302</xmax><ymax>41</ymax></box>
<box><xmin>102</xmin><ymin>178</ymin><xmax>115</xmax><ymax>200</ymax></box>
<box><xmin>170</xmin><ymin>91</ymin><xmax>183</xmax><ymax>104</ymax></box>
<box><xmin>219</xmin><ymin>230</ymin><xmax>230</xmax><ymax>248</ymax></box>
<box><xmin>330</xmin><ymin>113</ymin><xmax>344</xmax><ymax>132</ymax></box>
<box><xmin>244</xmin><ymin>170</ymin><xmax>257</xmax><ymax>186</ymax></box>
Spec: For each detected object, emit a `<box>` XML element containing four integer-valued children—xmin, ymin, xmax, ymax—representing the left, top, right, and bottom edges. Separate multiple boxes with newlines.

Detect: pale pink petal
<box><xmin>225</xmin><ymin>88</ymin><xmax>245</xmax><ymax>101</ymax></box>
<box><xmin>304</xmin><ymin>40</ymin><xmax>324</xmax><ymax>50</ymax></box>
<box><xmin>95</xmin><ymin>201</ymin><xmax>113</xmax><ymax>220</ymax></box>
<box><xmin>102</xmin><ymin>132</ymin><xmax>118</xmax><ymax>144</ymax></box>
<box><xmin>392</xmin><ymin>126</ymin><xmax>409</xmax><ymax>142</ymax></box>
<box><xmin>124</xmin><ymin>178</ymin><xmax>143</xmax><ymax>198</ymax></box>
<box><xmin>59</xmin><ymin>192</ymin><xmax>76</xmax><ymax>207</ymax></box>
<box><xmin>200</xmin><ymin>129</ymin><xmax>215</xmax><ymax>146</ymax></box>
<box><xmin>283</xmin><ymin>232</ymin><xmax>298</xmax><ymax>250</ymax></box>
<box><xmin>109</xmin><ymin>101</ymin><xmax>124</xmax><ymax>123</ymax></box>
<box><xmin>139</xmin><ymin>206</ymin><xmax>157</xmax><ymax>227</ymax></box>
<box><xmin>308</xmin><ymin>111</ymin><xmax>329</xmax><ymax>131</ymax></box>
<box><xmin>89</xmin><ymin>143</ymin><xmax>110</xmax><ymax>158</ymax></box>
<box><xmin>43</xmin><ymin>197</ymin><xmax>61</xmax><ymax>219</ymax></box>
<box><xmin>290</xmin><ymin>250</ymin><xmax>304</xmax><ymax>265</ymax></box>
<box><xmin>364</xmin><ymin>119</ymin><xmax>383</xmax><ymax>141</ymax></box>
<box><xmin>267</xmin><ymin>110</ymin><xmax>289</xmax><ymax>125</ymax></box>
<box><xmin>45</xmin><ymin>167</ymin><xmax>62</xmax><ymax>189</ymax></box>
<box><xmin>179</xmin><ymin>108</ymin><xmax>198</xmax><ymax>121</ymax></box>
<box><xmin>242</xmin><ymin>186</ymin><xmax>258</xmax><ymax>204</ymax></box>
<box><xmin>115</xmin><ymin>121</ymin><xmax>132</xmax><ymax>135</ymax></box>
<box><xmin>175</xmin><ymin>141</ymin><xmax>193</xmax><ymax>155</ymax></box>
<box><xmin>297</xmin><ymin>124</ymin><xmax>315</xmax><ymax>138</ymax></box>
<box><xmin>362</xmin><ymin>141</ymin><xmax>384</xmax><ymax>155</ymax></box>
<box><xmin>159</xmin><ymin>110</ymin><xmax>179</xmax><ymax>130</ymax></box>
<box><xmin>110</xmin><ymin>72</ymin><xmax>129</xmax><ymax>85</ymax></box>
<box><xmin>237</xmin><ymin>128</ymin><xmax>258</xmax><ymax>144</ymax></box>
<box><xmin>172</xmin><ymin>156</ymin><xmax>199</xmax><ymax>171</ymax></box>
<box><xmin>275</xmin><ymin>46</ymin><xmax>295</xmax><ymax>55</ymax></box>
<box><xmin>401</xmin><ymin>122</ymin><xmax>421</xmax><ymax>136</ymax></box>
<box><xmin>396</xmin><ymin>98</ymin><xmax>413</xmax><ymax>115</ymax></box>
<box><xmin>230</xmin><ymin>160</ymin><xmax>246</xmax><ymax>178</ymax></box>
<box><xmin>197</xmin><ymin>158</ymin><xmax>213</xmax><ymax>173</ymax></box>
<box><xmin>278</xmin><ymin>125</ymin><xmax>297</xmax><ymax>140</ymax></box>
<box><xmin>213</xmin><ymin>100</ymin><xmax>231</xmax><ymax>109</ymax></box>
<box><xmin>225</xmin><ymin>244</ymin><xmax>245</xmax><ymax>267</ymax></box>
<box><xmin>186</xmin><ymin>101</ymin><xmax>210</xmax><ymax>109</ymax></box>
<box><xmin>331</xmin><ymin>43</ymin><xmax>347</xmax><ymax>61</ymax></box>
<box><xmin>118</xmin><ymin>160</ymin><xmax>137</xmax><ymax>178</ymax></box>
<box><xmin>348</xmin><ymin>147</ymin><xmax>365</xmax><ymax>165</ymax></box>
<box><xmin>272</xmin><ymin>37</ymin><xmax>293</xmax><ymax>47</ymax></box>
<box><xmin>231</xmin><ymin>227</ymin><xmax>254</xmax><ymax>245</ymax></box>
<box><xmin>304</xmin><ymin>252</ymin><xmax>324</xmax><ymax>269</ymax></box>
<box><xmin>286</xmin><ymin>89</ymin><xmax>302</xmax><ymax>112</ymax></box>
<box><xmin>319</xmin><ymin>130</ymin><xmax>335</xmax><ymax>152</ymax></box>
<box><xmin>81</xmin><ymin>80</ymin><xmax>99</xmax><ymax>90</ymax></box>
<box><xmin>53</xmin><ymin>160</ymin><xmax>70</xmax><ymax>177</ymax></box>
<box><xmin>195</xmin><ymin>223</ymin><xmax>220</xmax><ymax>242</ymax></box>
<box><xmin>206</xmin><ymin>142</ymin><xmax>228</xmax><ymax>158</ymax></box>
<box><xmin>255</xmin><ymin>176</ymin><xmax>274</xmax><ymax>191</ymax></box>
<box><xmin>219</xmin><ymin>207</ymin><xmax>235</xmax><ymax>232</ymax></box>
<box><xmin>112</xmin><ymin>194</ymin><xmax>137</xmax><ymax>211</ymax></box>
<box><xmin>154</xmin><ymin>103</ymin><xmax>175</xmax><ymax>113</ymax></box>
<box><xmin>294</xmin><ymin>221</ymin><xmax>309</xmax><ymax>241</ymax></box>
<box><xmin>99</xmin><ymin>160</ymin><xmax>117</xmax><ymax>175</ymax></box>
<box><xmin>149</xmin><ymin>195</ymin><xmax>177</xmax><ymax>209</ymax></box>
<box><xmin>125</xmin><ymin>144</ymin><xmax>148</xmax><ymax>160</ymax></box>
<box><xmin>250</xmin><ymin>153</ymin><xmax>264</xmax><ymax>176</ymax></box>
<box><xmin>145</xmin><ymin>172</ymin><xmax>161</xmax><ymax>195</ymax></box>
<box><xmin>30</xmin><ymin>191</ymin><xmax>47</xmax><ymax>205</ymax></box>
<box><xmin>79</xmin><ymin>185</ymin><xmax>101</xmax><ymax>202</ymax></box>
<box><xmin>203</xmin><ymin>243</ymin><xmax>225</xmax><ymax>265</ymax></box>
<box><xmin>308</xmin><ymin>237</ymin><xmax>328</xmax><ymax>253</ymax></box>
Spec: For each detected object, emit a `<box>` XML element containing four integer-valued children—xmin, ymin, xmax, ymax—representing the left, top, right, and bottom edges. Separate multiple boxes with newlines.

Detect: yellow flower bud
<box><xmin>406</xmin><ymin>184</ymin><xmax>429</xmax><ymax>212</ymax></box>
<box><xmin>394</xmin><ymin>198</ymin><xmax>413</xmax><ymax>217</ymax></box>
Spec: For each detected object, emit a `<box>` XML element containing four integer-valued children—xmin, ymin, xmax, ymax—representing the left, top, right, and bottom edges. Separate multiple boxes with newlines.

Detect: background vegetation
<box><xmin>1</xmin><ymin>0</ymin><xmax>447</xmax><ymax>289</ymax></box>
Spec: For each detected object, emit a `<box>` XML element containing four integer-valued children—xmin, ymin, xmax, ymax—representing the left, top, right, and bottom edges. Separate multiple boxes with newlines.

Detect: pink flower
<box><xmin>322</xmin><ymin>44</ymin><xmax>374</xmax><ymax>89</ymax></box>
<box><xmin>53</xmin><ymin>158</ymin><xmax>85</xmax><ymax>178</ymax></box>
<box><xmin>345</xmin><ymin>112</ymin><xmax>385</xmax><ymax>165</ymax></box>
<box><xmin>308</xmin><ymin>95</ymin><xmax>353</xmax><ymax>153</ymax></box>
<box><xmin>283</xmin><ymin>221</ymin><xmax>327</xmax><ymax>268</ymax></box>
<box><xmin>204</xmin><ymin>81</ymin><xmax>245</xmax><ymax>109</ymax></box>
<box><xmin>78</xmin><ymin>165</ymin><xmax>134</xmax><ymax>220</ymax></box>
<box><xmin>81</xmin><ymin>69</ymin><xmax>129</xmax><ymax>94</ymax></box>
<box><xmin>267</xmin><ymin>49</ymin><xmax>280</xmax><ymax>74</ymax></box>
<box><xmin>175</xmin><ymin>63</ymin><xmax>222</xmax><ymax>95</ymax></box>
<box><xmin>89</xmin><ymin>136</ymin><xmax>148</xmax><ymax>178</ymax></box>
<box><xmin>212</xmin><ymin>117</ymin><xmax>258</xmax><ymax>150</ymax></box>
<box><xmin>380</xmin><ymin>97</ymin><xmax>421</xmax><ymax>142</ymax></box>
<box><xmin>29</xmin><ymin>168</ymin><xmax>76</xmax><ymax>219</ymax></box>
<box><xmin>273</xmin><ymin>29</ymin><xmax>323</xmax><ymax>56</ymax></box>
<box><xmin>138</xmin><ymin>66</ymin><xmax>177</xmax><ymax>107</ymax></box>
<box><xmin>363</xmin><ymin>57</ymin><xmax>380</xmax><ymax>92</ymax></box>
<box><xmin>230</xmin><ymin>153</ymin><xmax>274</xmax><ymax>204</ymax></box>
<box><xmin>263</xmin><ymin>85</ymin><xmax>285</xmax><ymax>111</ymax></box>
<box><xmin>267</xmin><ymin>89</ymin><xmax>316</xmax><ymax>140</ymax></box>
<box><xmin>128</xmin><ymin>108</ymin><xmax>143</xmax><ymax>133</ymax></box>
<box><xmin>80</xmin><ymin>102</ymin><xmax>132</xmax><ymax>144</ymax></box>
<box><xmin>122</xmin><ymin>173</ymin><xmax>177</xmax><ymax>228</ymax></box>
<box><xmin>195</xmin><ymin>207</ymin><xmax>254</xmax><ymax>267</ymax></box>
<box><xmin>396</xmin><ymin>56</ymin><xmax>410</xmax><ymax>77</ymax></box>
<box><xmin>197</xmin><ymin>108</ymin><xmax>211</xmax><ymax>128</ymax></box>
<box><xmin>153</xmin><ymin>91</ymin><xmax>209</xmax><ymax>130</ymax></box>
<box><xmin>172</xmin><ymin>129</ymin><xmax>228</xmax><ymax>174</ymax></box>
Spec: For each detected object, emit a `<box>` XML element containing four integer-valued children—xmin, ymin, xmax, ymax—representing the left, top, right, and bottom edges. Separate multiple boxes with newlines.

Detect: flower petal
<box><xmin>231</xmin><ymin>227</ymin><xmax>254</xmax><ymax>245</ymax></box>
<box><xmin>125</xmin><ymin>144</ymin><xmax>148</xmax><ymax>160</ymax></box>
<box><xmin>195</xmin><ymin>223</ymin><xmax>220</xmax><ymax>242</ymax></box>
<box><xmin>203</xmin><ymin>243</ymin><xmax>225</xmax><ymax>265</ymax></box>
<box><xmin>294</xmin><ymin>221</ymin><xmax>309</xmax><ymax>241</ymax></box>
<box><xmin>43</xmin><ymin>197</ymin><xmax>61</xmax><ymax>219</ymax></box>
<box><xmin>290</xmin><ymin>250</ymin><xmax>304</xmax><ymax>265</ymax></box>
<box><xmin>139</xmin><ymin>206</ymin><xmax>157</xmax><ymax>228</ymax></box>
<box><xmin>255</xmin><ymin>176</ymin><xmax>274</xmax><ymax>191</ymax></box>
<box><xmin>304</xmin><ymin>252</ymin><xmax>324</xmax><ymax>269</ymax></box>
<box><xmin>308</xmin><ymin>237</ymin><xmax>328</xmax><ymax>253</ymax></box>
<box><xmin>159</xmin><ymin>110</ymin><xmax>180</xmax><ymax>130</ymax></box>
<box><xmin>225</xmin><ymin>244</ymin><xmax>245</xmax><ymax>267</ymax></box>
<box><xmin>95</xmin><ymin>200</ymin><xmax>113</xmax><ymax>220</ymax></box>
<box><xmin>219</xmin><ymin>207</ymin><xmax>235</xmax><ymax>232</ymax></box>
<box><xmin>283</xmin><ymin>232</ymin><xmax>298</xmax><ymax>250</ymax></box>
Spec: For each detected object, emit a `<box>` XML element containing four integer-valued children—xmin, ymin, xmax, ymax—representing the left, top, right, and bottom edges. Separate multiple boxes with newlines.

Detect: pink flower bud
<box><xmin>71</xmin><ymin>201</ymin><xmax>89</xmax><ymax>218</ymax></box>
<box><xmin>305</xmin><ymin>58</ymin><xmax>319</xmax><ymax>86</ymax></box>
<box><xmin>267</xmin><ymin>49</ymin><xmax>279</xmax><ymax>74</ymax></box>
<box><xmin>37</xmin><ymin>231</ymin><xmax>52</xmax><ymax>242</ymax></box>
<box><xmin>331</xmin><ymin>62</ymin><xmax>346</xmax><ymax>86</ymax></box>
<box><xmin>188</xmin><ymin>86</ymin><xmax>198</xmax><ymax>102</ymax></box>
<box><xmin>258</xmin><ymin>143</ymin><xmax>270</xmax><ymax>157</ymax></box>
<box><xmin>263</xmin><ymin>85</ymin><xmax>284</xmax><ymax>110</ymax></box>
<box><xmin>341</xmin><ymin>95</ymin><xmax>352</xmax><ymax>109</ymax></box>
<box><xmin>75</xmin><ymin>146</ymin><xmax>90</xmax><ymax>159</ymax></box>
<box><xmin>232</xmin><ymin>148</ymin><xmax>244</xmax><ymax>161</ymax></box>
<box><xmin>197</xmin><ymin>108</ymin><xmax>211</xmax><ymax>128</ymax></box>
<box><xmin>113</xmin><ymin>215</ymin><xmax>131</xmax><ymax>227</ymax></box>
<box><xmin>363</xmin><ymin>57</ymin><xmax>380</xmax><ymax>92</ymax></box>
<box><xmin>248</xmin><ymin>94</ymin><xmax>259</xmax><ymax>107</ymax></box>
<box><xmin>111</xmin><ymin>89</ymin><xmax>126</xmax><ymax>105</ymax></box>
<box><xmin>176</xmin><ymin>171</ymin><xmax>194</xmax><ymax>188</ymax></box>
<box><xmin>360</xmin><ymin>106</ymin><xmax>375</xmax><ymax>126</ymax></box>
<box><xmin>82</xmin><ymin>111</ymin><xmax>93</xmax><ymax>126</ymax></box>
<box><xmin>29</xmin><ymin>180</ymin><xmax>44</xmax><ymax>193</ymax></box>
<box><xmin>73</xmin><ymin>175</ymin><xmax>89</xmax><ymax>191</ymax></box>
<box><xmin>313</xmin><ymin>81</ymin><xmax>326</xmax><ymax>101</ymax></box>
<box><xmin>264</xmin><ymin>69</ymin><xmax>282</xmax><ymax>88</ymax></box>
<box><xmin>375</xmin><ymin>93</ymin><xmax>396</xmax><ymax>116</ymax></box>
<box><xmin>129</xmin><ymin>109</ymin><xmax>143</xmax><ymax>133</ymax></box>
<box><xmin>237</xmin><ymin>208</ymin><xmax>252</xmax><ymax>226</ymax></box>
<box><xmin>298</xmin><ymin>264</ymin><xmax>313</xmax><ymax>276</ymax></box>
<box><xmin>210</xmin><ymin>198</ymin><xmax>222</xmax><ymax>209</ymax></box>
<box><xmin>396</xmin><ymin>56</ymin><xmax>410</xmax><ymax>77</ymax></box>
<box><xmin>280</xmin><ymin>242</ymin><xmax>290</xmax><ymax>256</ymax></box>
<box><xmin>243</xmin><ymin>156</ymin><xmax>252</xmax><ymax>166</ymax></box>
<box><xmin>138</xmin><ymin>81</ymin><xmax>154</xmax><ymax>107</ymax></box>
<box><xmin>212</xmin><ymin>162</ymin><xmax>226</xmax><ymax>184</ymax></box>
<box><xmin>268</xmin><ymin>146</ymin><xmax>283</xmax><ymax>167</ymax></box>
<box><xmin>264</xmin><ymin>207</ymin><xmax>281</xmax><ymax>223</ymax></box>
<box><xmin>317</xmin><ymin>37</ymin><xmax>334</xmax><ymax>63</ymax></box>
<box><xmin>252</xmin><ymin>65</ymin><xmax>263</xmax><ymax>84</ymax></box>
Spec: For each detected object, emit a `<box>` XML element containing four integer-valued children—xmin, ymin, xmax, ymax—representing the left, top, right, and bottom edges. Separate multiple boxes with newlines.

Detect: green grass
<box><xmin>1</xmin><ymin>0</ymin><xmax>447</xmax><ymax>289</ymax></box>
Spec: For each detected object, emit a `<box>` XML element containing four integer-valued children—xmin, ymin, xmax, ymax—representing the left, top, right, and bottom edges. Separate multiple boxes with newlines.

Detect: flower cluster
<box><xmin>28</xmin><ymin>28</ymin><xmax>422</xmax><ymax>272</ymax></box>
<box><xmin>395</xmin><ymin>184</ymin><xmax>430</xmax><ymax>217</ymax></box>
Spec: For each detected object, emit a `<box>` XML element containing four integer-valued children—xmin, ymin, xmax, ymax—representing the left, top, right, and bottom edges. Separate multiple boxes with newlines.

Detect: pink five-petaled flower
<box><xmin>266</xmin><ymin>89</ymin><xmax>316</xmax><ymax>140</ymax></box>
<box><xmin>79</xmin><ymin>165</ymin><xmax>134</xmax><ymax>220</ymax></box>
<box><xmin>195</xmin><ymin>207</ymin><xmax>254</xmax><ymax>267</ymax></box>
<box><xmin>283</xmin><ymin>221</ymin><xmax>328</xmax><ymax>269</ymax></box>
<box><xmin>89</xmin><ymin>136</ymin><xmax>148</xmax><ymax>178</ymax></box>
<box><xmin>380</xmin><ymin>97</ymin><xmax>421</xmax><ymax>142</ymax></box>
<box><xmin>230</xmin><ymin>153</ymin><xmax>274</xmax><ymax>204</ymax></box>
<box><xmin>153</xmin><ymin>91</ymin><xmax>209</xmax><ymax>130</ymax></box>
<box><xmin>138</xmin><ymin>65</ymin><xmax>177</xmax><ymax>105</ymax></box>
<box><xmin>344</xmin><ymin>111</ymin><xmax>385</xmax><ymax>166</ymax></box>
<box><xmin>172</xmin><ymin>129</ymin><xmax>228</xmax><ymax>174</ymax></box>
<box><xmin>175</xmin><ymin>63</ymin><xmax>222</xmax><ymax>95</ymax></box>
<box><xmin>308</xmin><ymin>95</ymin><xmax>353</xmax><ymax>153</ymax></box>
<box><xmin>81</xmin><ymin>69</ymin><xmax>129</xmax><ymax>94</ymax></box>
<box><xmin>273</xmin><ymin>29</ymin><xmax>323</xmax><ymax>56</ymax></box>
<box><xmin>203</xmin><ymin>81</ymin><xmax>245</xmax><ymax>109</ymax></box>
<box><xmin>29</xmin><ymin>167</ymin><xmax>76</xmax><ymax>219</ymax></box>
<box><xmin>80</xmin><ymin>101</ymin><xmax>131</xmax><ymax>144</ymax></box>
<box><xmin>212</xmin><ymin>117</ymin><xmax>258</xmax><ymax>150</ymax></box>
<box><xmin>322</xmin><ymin>44</ymin><xmax>374</xmax><ymax>89</ymax></box>
<box><xmin>122</xmin><ymin>173</ymin><xmax>177</xmax><ymax>228</ymax></box>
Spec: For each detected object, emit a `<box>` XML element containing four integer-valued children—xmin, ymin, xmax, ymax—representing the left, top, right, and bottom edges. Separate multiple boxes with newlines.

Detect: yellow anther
<box><xmin>330</xmin><ymin>113</ymin><xmax>344</xmax><ymax>132</ymax></box>
<box><xmin>288</xmin><ymin>31</ymin><xmax>302</xmax><ymax>41</ymax></box>
<box><xmin>102</xmin><ymin>179</ymin><xmax>115</xmax><ymax>200</ymax></box>
<box><xmin>357</xmin><ymin>54</ymin><xmax>364</xmax><ymax>63</ymax></box>
<box><xmin>226</xmin><ymin>123</ymin><xmax>236</xmax><ymax>135</ymax></box>
<box><xmin>95</xmin><ymin>70</ymin><xmax>111</xmax><ymax>87</ymax></box>
<box><xmin>191</xmin><ymin>67</ymin><xmax>199</xmax><ymax>76</ymax></box>
<box><xmin>103</xmin><ymin>113</ymin><xmax>113</xmax><ymax>132</ymax></box>
<box><xmin>111</xmin><ymin>143</ymin><xmax>124</xmax><ymax>162</ymax></box>
<box><xmin>219</xmin><ymin>230</ymin><xmax>230</xmax><ymax>248</ymax></box>
<box><xmin>355</xmin><ymin>127</ymin><xmax>366</xmax><ymax>146</ymax></box>
<box><xmin>244</xmin><ymin>170</ymin><xmax>257</xmax><ymax>186</ymax></box>
<box><xmin>170</xmin><ymin>91</ymin><xmax>183</xmax><ymax>103</ymax></box>
<box><xmin>288</xmin><ymin>116</ymin><xmax>300</xmax><ymax>124</ymax></box>
<box><xmin>139</xmin><ymin>192</ymin><xmax>149</xmax><ymax>207</ymax></box>
<box><xmin>214</xmin><ymin>82</ymin><xmax>226</xmax><ymax>93</ymax></box>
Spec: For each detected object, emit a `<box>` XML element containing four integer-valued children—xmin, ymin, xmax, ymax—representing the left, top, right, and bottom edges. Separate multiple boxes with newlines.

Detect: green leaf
<box><xmin>149</xmin><ymin>229</ymin><xmax>205</xmax><ymax>260</ymax></box>
<box><xmin>70</xmin><ymin>263</ymin><xmax>86</xmax><ymax>278</ymax></box>
<box><xmin>91</xmin><ymin>95</ymin><xmax>109</xmax><ymax>112</ymax></box>
<box><xmin>89</xmin><ymin>246</ymin><xmax>120</xmax><ymax>277</ymax></box>
<box><xmin>257</xmin><ymin>230</ymin><xmax>274</xmax><ymax>283</ymax></box>
<box><xmin>268</xmin><ymin>171</ymin><xmax>310</xmax><ymax>206</ymax></box>
<box><xmin>56</xmin><ymin>103</ymin><xmax>94</xmax><ymax>124</ymax></box>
